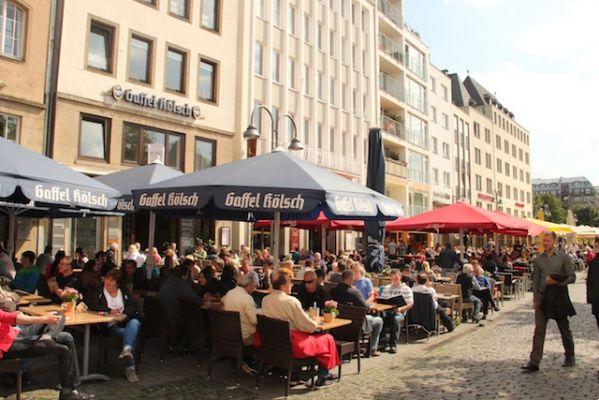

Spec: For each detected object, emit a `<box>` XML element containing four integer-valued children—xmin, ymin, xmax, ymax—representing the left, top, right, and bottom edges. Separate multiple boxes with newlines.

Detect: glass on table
<box><xmin>308</xmin><ymin>306</ymin><xmax>320</xmax><ymax>321</ymax></box>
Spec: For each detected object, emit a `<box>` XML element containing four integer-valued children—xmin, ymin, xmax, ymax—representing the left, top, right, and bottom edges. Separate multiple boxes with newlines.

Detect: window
<box><xmin>330</xmin><ymin>78</ymin><xmax>336</xmax><ymax>105</ymax></box>
<box><xmin>303</xmin><ymin>119</ymin><xmax>310</xmax><ymax>146</ymax></box>
<box><xmin>485</xmin><ymin>153</ymin><xmax>492</xmax><ymax>169</ymax></box>
<box><xmin>317</xmin><ymin>23</ymin><xmax>323</xmax><ymax>50</ymax></box>
<box><xmin>408</xmin><ymin>151</ymin><xmax>429</xmax><ymax>184</ymax></box>
<box><xmin>519</xmin><ymin>169</ymin><xmax>524</xmax><ymax>182</ymax></box>
<box><xmin>430</xmin><ymin>106</ymin><xmax>437</xmax><ymax>123</ymax></box>
<box><xmin>505</xmin><ymin>185</ymin><xmax>511</xmax><ymax>199</ymax></box>
<box><xmin>254</xmin><ymin>42</ymin><xmax>264</xmax><ymax>75</ymax></box>
<box><xmin>329</xmin><ymin>30</ymin><xmax>335</xmax><ymax>57</ymax></box>
<box><xmin>513</xmin><ymin>165</ymin><xmax>517</xmax><ymax>178</ymax></box>
<box><xmin>198</xmin><ymin>58</ymin><xmax>217</xmax><ymax>102</ymax></box>
<box><xmin>406</xmin><ymin>78</ymin><xmax>426</xmax><ymax>112</ymax></box>
<box><xmin>342</xmin><ymin>37</ymin><xmax>348</xmax><ymax>63</ymax></box>
<box><xmin>341</xmin><ymin>131</ymin><xmax>347</xmax><ymax>155</ymax></box>
<box><xmin>430</xmin><ymin>76</ymin><xmax>436</xmax><ymax>93</ymax></box>
<box><xmin>87</xmin><ymin>21</ymin><xmax>114</xmax><ymax>73</ymax></box>
<box><xmin>405</xmin><ymin>43</ymin><xmax>425</xmax><ymax>78</ymax></box>
<box><xmin>201</xmin><ymin>0</ymin><xmax>219</xmax><ymax>31</ymax></box>
<box><xmin>329</xmin><ymin>128</ymin><xmax>335</xmax><ymax>152</ymax></box>
<box><xmin>497</xmin><ymin>182</ymin><xmax>503</xmax><ymax>196</ymax></box>
<box><xmin>77</xmin><ymin>115</ymin><xmax>109</xmax><ymax>161</ymax></box>
<box><xmin>496</xmin><ymin>157</ymin><xmax>502</xmax><ymax>173</ymax></box>
<box><xmin>195</xmin><ymin>138</ymin><xmax>215</xmax><ymax>171</ymax></box>
<box><xmin>129</xmin><ymin>35</ymin><xmax>152</xmax><ymax>83</ymax></box>
<box><xmin>342</xmin><ymin>84</ymin><xmax>347</xmax><ymax>110</ymax></box>
<box><xmin>442</xmin><ymin>113</ymin><xmax>449</xmax><ymax>129</ymax></box>
<box><xmin>169</xmin><ymin>0</ymin><xmax>189</xmax><ymax>19</ymax></box>
<box><xmin>272</xmin><ymin>0</ymin><xmax>281</xmax><ymax>26</ymax></box>
<box><xmin>0</xmin><ymin>0</ymin><xmax>25</xmax><ymax>59</ymax></box>
<box><xmin>123</xmin><ymin>123</ymin><xmax>183</xmax><ymax>169</ymax></box>
<box><xmin>317</xmin><ymin>71</ymin><xmax>323</xmax><ymax>100</ymax></box>
<box><xmin>406</xmin><ymin>114</ymin><xmax>427</xmax><ymax>149</ymax></box>
<box><xmin>512</xmin><ymin>144</ymin><xmax>516</xmax><ymax>157</ymax></box>
<box><xmin>504</xmin><ymin>139</ymin><xmax>509</xmax><ymax>154</ymax></box>
<box><xmin>272</xmin><ymin>50</ymin><xmax>280</xmax><ymax>82</ymax></box>
<box><xmin>474</xmin><ymin>148</ymin><xmax>481</xmax><ymax>165</ymax></box>
<box><xmin>256</xmin><ymin>0</ymin><xmax>265</xmax><ymax>18</ymax></box>
<box><xmin>442</xmin><ymin>142</ymin><xmax>450</xmax><ymax>159</ymax></box>
<box><xmin>505</xmin><ymin>162</ymin><xmax>510</xmax><ymax>177</ymax></box>
<box><xmin>443</xmin><ymin>171</ymin><xmax>450</xmax><ymax>188</ymax></box>
<box><xmin>431</xmin><ymin>137</ymin><xmax>438</xmax><ymax>154</ymax></box>
<box><xmin>303</xmin><ymin>14</ymin><xmax>310</xmax><ymax>42</ymax></box>
<box><xmin>513</xmin><ymin>187</ymin><xmax>518</xmax><ymax>199</ymax></box>
<box><xmin>473</xmin><ymin>122</ymin><xmax>480</xmax><ymax>138</ymax></box>
<box><xmin>432</xmin><ymin>168</ymin><xmax>439</xmax><ymax>185</ymax></box>
<box><xmin>496</xmin><ymin>134</ymin><xmax>501</xmax><ymax>149</ymax></box>
<box><xmin>303</xmin><ymin>64</ymin><xmax>310</xmax><ymax>94</ymax></box>
<box><xmin>288</xmin><ymin>5</ymin><xmax>296</xmax><ymax>35</ymax></box>
<box><xmin>165</xmin><ymin>47</ymin><xmax>186</xmax><ymax>93</ymax></box>
<box><xmin>317</xmin><ymin>123</ymin><xmax>323</xmax><ymax>148</ymax></box>
<box><xmin>441</xmin><ymin>85</ymin><xmax>449</xmax><ymax>101</ymax></box>
<box><xmin>288</xmin><ymin>57</ymin><xmax>295</xmax><ymax>89</ymax></box>
<box><xmin>0</xmin><ymin>112</ymin><xmax>19</xmax><ymax>141</ymax></box>
<box><xmin>475</xmin><ymin>175</ymin><xmax>482</xmax><ymax>191</ymax></box>
<box><xmin>484</xmin><ymin>128</ymin><xmax>491</xmax><ymax>144</ymax></box>
<box><xmin>486</xmin><ymin>178</ymin><xmax>493</xmax><ymax>194</ymax></box>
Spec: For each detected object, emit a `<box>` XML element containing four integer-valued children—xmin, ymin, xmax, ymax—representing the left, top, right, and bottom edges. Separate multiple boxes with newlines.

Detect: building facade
<box><xmin>533</xmin><ymin>177</ymin><xmax>595</xmax><ymax>208</ymax></box>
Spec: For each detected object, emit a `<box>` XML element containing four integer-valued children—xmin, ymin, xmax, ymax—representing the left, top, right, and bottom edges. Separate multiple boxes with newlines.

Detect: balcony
<box><xmin>380</xmin><ymin>114</ymin><xmax>405</xmax><ymax>140</ymax></box>
<box><xmin>379</xmin><ymin>0</ymin><xmax>403</xmax><ymax>28</ymax></box>
<box><xmin>296</xmin><ymin>146</ymin><xmax>362</xmax><ymax>176</ymax></box>
<box><xmin>408</xmin><ymin>169</ymin><xmax>429</xmax><ymax>185</ymax></box>
<box><xmin>378</xmin><ymin>33</ymin><xmax>403</xmax><ymax>64</ymax></box>
<box><xmin>379</xmin><ymin>72</ymin><xmax>403</xmax><ymax>102</ymax></box>
<box><xmin>386</xmin><ymin>157</ymin><xmax>408</xmax><ymax>179</ymax></box>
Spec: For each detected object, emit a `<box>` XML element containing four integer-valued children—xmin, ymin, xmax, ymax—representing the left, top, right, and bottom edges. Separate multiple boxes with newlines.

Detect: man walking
<box><xmin>522</xmin><ymin>231</ymin><xmax>576</xmax><ymax>372</ymax></box>
<box><xmin>587</xmin><ymin>249</ymin><xmax>599</xmax><ymax>330</ymax></box>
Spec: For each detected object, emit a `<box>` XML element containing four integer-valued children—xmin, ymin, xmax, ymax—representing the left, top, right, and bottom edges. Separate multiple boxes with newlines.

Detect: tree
<box><xmin>572</xmin><ymin>204</ymin><xmax>599</xmax><ymax>227</ymax></box>
<box><xmin>533</xmin><ymin>193</ymin><xmax>566</xmax><ymax>223</ymax></box>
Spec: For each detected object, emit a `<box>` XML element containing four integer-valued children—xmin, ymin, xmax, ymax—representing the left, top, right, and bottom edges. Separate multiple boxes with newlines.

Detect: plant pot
<box><xmin>62</xmin><ymin>301</ymin><xmax>75</xmax><ymax>316</ymax></box>
<box><xmin>323</xmin><ymin>312</ymin><xmax>335</xmax><ymax>323</ymax></box>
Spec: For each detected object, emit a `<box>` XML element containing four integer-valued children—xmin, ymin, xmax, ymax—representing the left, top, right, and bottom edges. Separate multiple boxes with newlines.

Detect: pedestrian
<box><xmin>521</xmin><ymin>231</ymin><xmax>576</xmax><ymax>373</ymax></box>
<box><xmin>587</xmin><ymin>252</ymin><xmax>599</xmax><ymax>330</ymax></box>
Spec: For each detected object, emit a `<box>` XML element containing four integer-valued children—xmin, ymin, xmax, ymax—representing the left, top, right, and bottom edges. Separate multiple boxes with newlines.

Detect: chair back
<box><xmin>180</xmin><ymin>298</ymin><xmax>204</xmax><ymax>345</ymax></box>
<box><xmin>334</xmin><ymin>304</ymin><xmax>368</xmax><ymax>342</ymax></box>
<box><xmin>209</xmin><ymin>309</ymin><xmax>243</xmax><ymax>358</ymax></box>
<box><xmin>324</xmin><ymin>281</ymin><xmax>338</xmax><ymax>292</ymax></box>
<box><xmin>36</xmin><ymin>276</ymin><xmax>52</xmax><ymax>298</ymax></box>
<box><xmin>257</xmin><ymin>314</ymin><xmax>293</xmax><ymax>369</ymax></box>
<box><xmin>407</xmin><ymin>292</ymin><xmax>436</xmax><ymax>331</ymax></box>
<box><xmin>142</xmin><ymin>295</ymin><xmax>166</xmax><ymax>337</ymax></box>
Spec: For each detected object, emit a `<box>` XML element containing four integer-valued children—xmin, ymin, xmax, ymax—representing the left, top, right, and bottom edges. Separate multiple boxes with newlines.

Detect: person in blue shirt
<box><xmin>351</xmin><ymin>264</ymin><xmax>375</xmax><ymax>303</ymax></box>
<box><xmin>11</xmin><ymin>251</ymin><xmax>40</xmax><ymax>294</ymax></box>
<box><xmin>473</xmin><ymin>262</ymin><xmax>499</xmax><ymax>319</ymax></box>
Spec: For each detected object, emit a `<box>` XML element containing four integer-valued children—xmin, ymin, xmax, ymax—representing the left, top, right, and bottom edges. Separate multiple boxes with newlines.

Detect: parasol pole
<box><xmin>272</xmin><ymin>211</ymin><xmax>281</xmax><ymax>270</ymax></box>
<box><xmin>6</xmin><ymin>208</ymin><xmax>16</xmax><ymax>256</ymax></box>
<box><xmin>146</xmin><ymin>211</ymin><xmax>156</xmax><ymax>279</ymax></box>
<box><xmin>459</xmin><ymin>228</ymin><xmax>466</xmax><ymax>262</ymax></box>
<box><xmin>321</xmin><ymin>224</ymin><xmax>326</xmax><ymax>255</ymax></box>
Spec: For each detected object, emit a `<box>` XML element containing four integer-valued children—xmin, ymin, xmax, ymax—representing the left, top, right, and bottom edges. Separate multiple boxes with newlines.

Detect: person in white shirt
<box><xmin>221</xmin><ymin>272</ymin><xmax>259</xmax><ymax>345</ymax></box>
<box><xmin>387</xmin><ymin>240</ymin><xmax>398</xmax><ymax>259</ymax></box>
<box><xmin>126</xmin><ymin>244</ymin><xmax>146</xmax><ymax>269</ymax></box>
<box><xmin>295</xmin><ymin>259</ymin><xmax>314</xmax><ymax>280</ymax></box>
<box><xmin>380</xmin><ymin>270</ymin><xmax>413</xmax><ymax>353</ymax></box>
<box><xmin>412</xmin><ymin>273</ymin><xmax>454</xmax><ymax>332</ymax></box>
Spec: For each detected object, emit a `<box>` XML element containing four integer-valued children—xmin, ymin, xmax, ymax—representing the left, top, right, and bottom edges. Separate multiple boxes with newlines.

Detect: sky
<box><xmin>404</xmin><ymin>0</ymin><xmax>599</xmax><ymax>184</ymax></box>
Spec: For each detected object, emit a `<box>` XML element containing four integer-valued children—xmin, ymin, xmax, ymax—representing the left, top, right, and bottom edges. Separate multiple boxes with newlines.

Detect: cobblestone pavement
<box><xmin>4</xmin><ymin>274</ymin><xmax>598</xmax><ymax>400</ymax></box>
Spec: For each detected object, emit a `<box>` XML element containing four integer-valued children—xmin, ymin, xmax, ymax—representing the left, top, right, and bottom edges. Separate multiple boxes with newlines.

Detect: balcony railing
<box><xmin>379</xmin><ymin>0</ymin><xmax>403</xmax><ymax>28</ymax></box>
<box><xmin>408</xmin><ymin>169</ymin><xmax>429</xmax><ymax>185</ymax></box>
<box><xmin>380</xmin><ymin>114</ymin><xmax>405</xmax><ymax>140</ymax></box>
<box><xmin>296</xmin><ymin>146</ymin><xmax>362</xmax><ymax>176</ymax></box>
<box><xmin>379</xmin><ymin>72</ymin><xmax>403</xmax><ymax>102</ymax></box>
<box><xmin>378</xmin><ymin>33</ymin><xmax>403</xmax><ymax>64</ymax></box>
<box><xmin>385</xmin><ymin>157</ymin><xmax>408</xmax><ymax>179</ymax></box>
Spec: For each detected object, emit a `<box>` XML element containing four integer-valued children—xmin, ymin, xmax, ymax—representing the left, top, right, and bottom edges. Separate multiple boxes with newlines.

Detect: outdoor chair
<box><xmin>255</xmin><ymin>314</ymin><xmax>317</xmax><ymax>397</ymax></box>
<box><xmin>332</xmin><ymin>304</ymin><xmax>369</xmax><ymax>380</ymax></box>
<box><xmin>180</xmin><ymin>298</ymin><xmax>206</xmax><ymax>366</ymax></box>
<box><xmin>207</xmin><ymin>309</ymin><xmax>247</xmax><ymax>384</ymax></box>
<box><xmin>139</xmin><ymin>295</ymin><xmax>170</xmax><ymax>362</ymax></box>
<box><xmin>96</xmin><ymin>330</ymin><xmax>144</xmax><ymax>372</ymax></box>
<box><xmin>0</xmin><ymin>359</ymin><xmax>22</xmax><ymax>400</ymax></box>
<box><xmin>323</xmin><ymin>281</ymin><xmax>339</xmax><ymax>292</ymax></box>
<box><xmin>403</xmin><ymin>293</ymin><xmax>437</xmax><ymax>343</ymax></box>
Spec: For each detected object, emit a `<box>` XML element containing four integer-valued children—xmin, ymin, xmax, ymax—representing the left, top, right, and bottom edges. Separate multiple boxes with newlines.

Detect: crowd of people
<box><xmin>0</xmin><ymin>233</ymin><xmax>597</xmax><ymax>395</ymax></box>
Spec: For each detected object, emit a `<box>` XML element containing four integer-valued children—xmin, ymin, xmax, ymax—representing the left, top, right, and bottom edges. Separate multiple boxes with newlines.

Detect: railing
<box><xmin>379</xmin><ymin>72</ymin><xmax>403</xmax><ymax>102</ymax></box>
<box><xmin>408</xmin><ymin>169</ymin><xmax>429</xmax><ymax>184</ymax></box>
<box><xmin>378</xmin><ymin>33</ymin><xmax>403</xmax><ymax>64</ymax></box>
<box><xmin>379</xmin><ymin>0</ymin><xmax>403</xmax><ymax>28</ymax></box>
<box><xmin>406</xmin><ymin>130</ymin><xmax>429</xmax><ymax>150</ymax></box>
<box><xmin>385</xmin><ymin>157</ymin><xmax>408</xmax><ymax>178</ymax></box>
<box><xmin>296</xmin><ymin>146</ymin><xmax>362</xmax><ymax>176</ymax></box>
<box><xmin>380</xmin><ymin>114</ymin><xmax>405</xmax><ymax>140</ymax></box>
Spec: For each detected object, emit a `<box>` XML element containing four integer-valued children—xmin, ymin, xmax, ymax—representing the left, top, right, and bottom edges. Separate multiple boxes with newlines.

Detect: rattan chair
<box><xmin>332</xmin><ymin>304</ymin><xmax>368</xmax><ymax>380</ymax></box>
<box><xmin>207</xmin><ymin>309</ymin><xmax>245</xmax><ymax>383</ymax></box>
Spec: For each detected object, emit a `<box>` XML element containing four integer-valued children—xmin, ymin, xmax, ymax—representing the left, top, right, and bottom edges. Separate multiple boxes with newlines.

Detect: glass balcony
<box><xmin>378</xmin><ymin>33</ymin><xmax>403</xmax><ymax>64</ymax></box>
<box><xmin>385</xmin><ymin>157</ymin><xmax>408</xmax><ymax>179</ymax></box>
<box><xmin>379</xmin><ymin>72</ymin><xmax>403</xmax><ymax>102</ymax></box>
<box><xmin>408</xmin><ymin>169</ymin><xmax>429</xmax><ymax>184</ymax></box>
<box><xmin>380</xmin><ymin>114</ymin><xmax>405</xmax><ymax>140</ymax></box>
<box><xmin>379</xmin><ymin>0</ymin><xmax>403</xmax><ymax>28</ymax></box>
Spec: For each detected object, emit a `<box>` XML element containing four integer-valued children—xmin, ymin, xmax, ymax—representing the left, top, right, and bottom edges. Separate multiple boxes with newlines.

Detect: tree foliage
<box><xmin>572</xmin><ymin>204</ymin><xmax>599</xmax><ymax>227</ymax></box>
<box><xmin>533</xmin><ymin>193</ymin><xmax>566</xmax><ymax>223</ymax></box>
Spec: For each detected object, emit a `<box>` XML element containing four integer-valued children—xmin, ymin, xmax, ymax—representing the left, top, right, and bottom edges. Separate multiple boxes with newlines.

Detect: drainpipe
<box><xmin>43</xmin><ymin>0</ymin><xmax>64</xmax><ymax>157</ymax></box>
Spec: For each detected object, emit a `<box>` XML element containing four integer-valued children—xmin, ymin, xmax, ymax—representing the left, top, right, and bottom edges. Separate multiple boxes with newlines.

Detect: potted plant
<box><xmin>62</xmin><ymin>292</ymin><xmax>79</xmax><ymax>315</ymax></box>
<box><xmin>322</xmin><ymin>300</ymin><xmax>339</xmax><ymax>323</ymax></box>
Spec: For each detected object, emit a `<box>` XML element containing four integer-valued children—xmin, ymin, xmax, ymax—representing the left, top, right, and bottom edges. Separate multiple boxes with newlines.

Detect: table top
<box><xmin>436</xmin><ymin>276</ymin><xmax>453</xmax><ymax>283</ymax></box>
<box><xmin>436</xmin><ymin>294</ymin><xmax>459</xmax><ymax>301</ymax></box>
<box><xmin>318</xmin><ymin>316</ymin><xmax>351</xmax><ymax>331</ymax></box>
<box><xmin>370</xmin><ymin>302</ymin><xmax>396</xmax><ymax>312</ymax></box>
<box><xmin>18</xmin><ymin>294</ymin><xmax>52</xmax><ymax>306</ymax></box>
<box><xmin>20</xmin><ymin>305</ymin><xmax>115</xmax><ymax>326</ymax></box>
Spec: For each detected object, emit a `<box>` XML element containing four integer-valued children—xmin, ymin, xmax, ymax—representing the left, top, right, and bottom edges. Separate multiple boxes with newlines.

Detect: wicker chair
<box><xmin>207</xmin><ymin>309</ymin><xmax>245</xmax><ymax>383</ymax></box>
<box><xmin>332</xmin><ymin>304</ymin><xmax>369</xmax><ymax>380</ymax></box>
<box><xmin>140</xmin><ymin>295</ymin><xmax>170</xmax><ymax>362</ymax></box>
<box><xmin>180</xmin><ymin>298</ymin><xmax>205</xmax><ymax>366</ymax></box>
<box><xmin>0</xmin><ymin>359</ymin><xmax>22</xmax><ymax>400</ymax></box>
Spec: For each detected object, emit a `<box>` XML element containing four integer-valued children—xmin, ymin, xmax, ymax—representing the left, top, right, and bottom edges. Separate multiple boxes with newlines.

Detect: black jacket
<box><xmin>296</xmin><ymin>284</ymin><xmax>332</xmax><ymax>310</ymax></box>
<box><xmin>329</xmin><ymin>283</ymin><xmax>368</xmax><ymax>308</ymax></box>
<box><xmin>542</xmin><ymin>280</ymin><xmax>576</xmax><ymax>320</ymax></box>
<box><xmin>587</xmin><ymin>257</ymin><xmax>599</xmax><ymax>307</ymax></box>
<box><xmin>437</xmin><ymin>249</ymin><xmax>459</xmax><ymax>269</ymax></box>
<box><xmin>86</xmin><ymin>285</ymin><xmax>139</xmax><ymax>323</ymax></box>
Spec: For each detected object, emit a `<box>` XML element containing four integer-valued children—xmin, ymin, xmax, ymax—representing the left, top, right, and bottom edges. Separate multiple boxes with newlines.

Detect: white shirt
<box><xmin>412</xmin><ymin>284</ymin><xmax>438</xmax><ymax>309</ymax></box>
<box><xmin>222</xmin><ymin>286</ymin><xmax>258</xmax><ymax>341</ymax></box>
<box><xmin>127</xmin><ymin>251</ymin><xmax>147</xmax><ymax>268</ymax></box>
<box><xmin>103</xmin><ymin>288</ymin><xmax>125</xmax><ymax>311</ymax></box>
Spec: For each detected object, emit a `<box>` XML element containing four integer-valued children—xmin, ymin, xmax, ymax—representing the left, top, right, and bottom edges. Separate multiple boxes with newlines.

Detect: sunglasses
<box><xmin>304</xmin><ymin>279</ymin><xmax>315</xmax><ymax>284</ymax></box>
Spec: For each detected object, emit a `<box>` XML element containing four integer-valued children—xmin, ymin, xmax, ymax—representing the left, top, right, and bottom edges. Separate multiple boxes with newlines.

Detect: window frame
<box><xmin>0</xmin><ymin>0</ymin><xmax>27</xmax><ymax>61</ymax></box>
<box><xmin>78</xmin><ymin>113</ymin><xmax>111</xmax><ymax>162</ymax></box>
<box><xmin>121</xmin><ymin>122</ymin><xmax>185</xmax><ymax>170</ymax></box>
<box><xmin>0</xmin><ymin>111</ymin><xmax>20</xmax><ymax>142</ymax></box>
<box><xmin>167</xmin><ymin>0</ymin><xmax>191</xmax><ymax>22</ymax></box>
<box><xmin>194</xmin><ymin>136</ymin><xmax>217</xmax><ymax>171</ymax></box>
<box><xmin>85</xmin><ymin>16</ymin><xmax>118</xmax><ymax>76</ymax></box>
<box><xmin>164</xmin><ymin>44</ymin><xmax>189</xmax><ymax>95</ymax></box>
<box><xmin>126</xmin><ymin>31</ymin><xmax>155</xmax><ymax>86</ymax></box>
<box><xmin>197</xmin><ymin>54</ymin><xmax>219</xmax><ymax>104</ymax></box>
<box><xmin>134</xmin><ymin>0</ymin><xmax>159</xmax><ymax>9</ymax></box>
<box><xmin>200</xmin><ymin>0</ymin><xmax>220</xmax><ymax>33</ymax></box>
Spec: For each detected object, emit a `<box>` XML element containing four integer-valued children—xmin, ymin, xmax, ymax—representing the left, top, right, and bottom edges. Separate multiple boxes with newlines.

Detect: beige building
<box><xmin>0</xmin><ymin>0</ymin><xmax>52</xmax><ymax>254</ymax></box>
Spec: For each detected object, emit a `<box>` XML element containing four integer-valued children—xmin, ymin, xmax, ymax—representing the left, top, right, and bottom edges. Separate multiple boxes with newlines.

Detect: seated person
<box><xmin>119</xmin><ymin>259</ymin><xmax>148</xmax><ymax>294</ymax></box>
<box><xmin>455</xmin><ymin>264</ymin><xmax>483</xmax><ymax>324</ymax></box>
<box><xmin>158</xmin><ymin>265</ymin><xmax>203</xmax><ymax>343</ymax></box>
<box><xmin>295</xmin><ymin>259</ymin><xmax>315</xmax><ymax>280</ymax></box>
<box><xmin>1</xmin><ymin>309</ymin><xmax>92</xmax><ymax>400</ymax></box>
<box><xmin>329</xmin><ymin>270</ymin><xmax>384</xmax><ymax>357</ymax></box>
<box><xmin>351</xmin><ymin>264</ymin><xmax>375</xmax><ymax>303</ymax></box>
<box><xmin>79</xmin><ymin>259</ymin><xmax>102</xmax><ymax>299</ymax></box>
<box><xmin>11</xmin><ymin>251</ymin><xmax>40</xmax><ymax>294</ymax></box>
<box><xmin>262</xmin><ymin>270</ymin><xmax>340</xmax><ymax>387</ymax></box>
<box><xmin>412</xmin><ymin>273</ymin><xmax>454</xmax><ymax>332</ymax></box>
<box><xmin>315</xmin><ymin>268</ymin><xmax>326</xmax><ymax>286</ymax></box>
<box><xmin>203</xmin><ymin>265</ymin><xmax>226</xmax><ymax>297</ymax></box>
<box><xmin>326</xmin><ymin>261</ymin><xmax>346</xmax><ymax>283</ymax></box>
<box><xmin>473</xmin><ymin>263</ymin><xmax>499</xmax><ymax>319</ymax></box>
<box><xmin>380</xmin><ymin>270</ymin><xmax>414</xmax><ymax>353</ymax></box>
<box><xmin>222</xmin><ymin>272</ymin><xmax>259</xmax><ymax>346</ymax></box>
<box><xmin>259</xmin><ymin>258</ymin><xmax>274</xmax><ymax>290</ymax></box>
<box><xmin>399</xmin><ymin>265</ymin><xmax>415</xmax><ymax>288</ymax></box>
<box><xmin>86</xmin><ymin>268</ymin><xmax>141</xmax><ymax>383</ymax></box>
<box><xmin>238</xmin><ymin>258</ymin><xmax>252</xmax><ymax>276</ymax></box>
<box><xmin>296</xmin><ymin>270</ymin><xmax>332</xmax><ymax>310</ymax></box>
<box><xmin>180</xmin><ymin>257</ymin><xmax>201</xmax><ymax>283</ymax></box>
<box><xmin>220</xmin><ymin>261</ymin><xmax>238</xmax><ymax>294</ymax></box>
<box><xmin>48</xmin><ymin>256</ymin><xmax>82</xmax><ymax>304</ymax></box>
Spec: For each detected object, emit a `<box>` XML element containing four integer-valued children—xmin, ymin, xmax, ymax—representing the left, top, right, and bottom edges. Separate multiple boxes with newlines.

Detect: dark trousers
<box><xmin>529</xmin><ymin>307</ymin><xmax>575</xmax><ymax>366</ymax></box>
<box><xmin>595</xmin><ymin>313</ymin><xmax>599</xmax><ymax>331</ymax></box>
<box><xmin>474</xmin><ymin>288</ymin><xmax>496</xmax><ymax>315</ymax></box>
<box><xmin>5</xmin><ymin>321</ymin><xmax>76</xmax><ymax>392</ymax></box>
<box><xmin>437</xmin><ymin>307</ymin><xmax>454</xmax><ymax>331</ymax></box>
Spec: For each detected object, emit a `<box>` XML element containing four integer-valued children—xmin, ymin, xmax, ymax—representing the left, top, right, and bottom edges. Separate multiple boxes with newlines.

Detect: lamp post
<box><xmin>242</xmin><ymin>106</ymin><xmax>304</xmax><ymax>268</ymax></box>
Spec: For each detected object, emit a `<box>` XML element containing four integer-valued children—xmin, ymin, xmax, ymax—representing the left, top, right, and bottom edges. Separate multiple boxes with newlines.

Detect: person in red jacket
<box><xmin>0</xmin><ymin>309</ymin><xmax>93</xmax><ymax>400</ymax></box>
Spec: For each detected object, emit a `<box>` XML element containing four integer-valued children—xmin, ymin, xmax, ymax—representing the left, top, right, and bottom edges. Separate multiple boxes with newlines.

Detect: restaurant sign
<box><xmin>111</xmin><ymin>85</ymin><xmax>202</xmax><ymax>120</ymax></box>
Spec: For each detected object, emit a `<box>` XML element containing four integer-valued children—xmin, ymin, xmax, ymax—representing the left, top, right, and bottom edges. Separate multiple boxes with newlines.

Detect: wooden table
<box><xmin>20</xmin><ymin>304</ymin><xmax>115</xmax><ymax>383</ymax></box>
<box><xmin>18</xmin><ymin>294</ymin><xmax>51</xmax><ymax>306</ymax></box>
<box><xmin>370</xmin><ymin>302</ymin><xmax>396</xmax><ymax>313</ymax></box>
<box><xmin>317</xmin><ymin>316</ymin><xmax>351</xmax><ymax>331</ymax></box>
<box><xmin>435</xmin><ymin>276</ymin><xmax>453</xmax><ymax>283</ymax></box>
<box><xmin>436</xmin><ymin>294</ymin><xmax>459</xmax><ymax>302</ymax></box>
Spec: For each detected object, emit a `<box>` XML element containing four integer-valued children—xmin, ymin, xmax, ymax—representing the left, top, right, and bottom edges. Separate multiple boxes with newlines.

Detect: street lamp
<box><xmin>243</xmin><ymin>105</ymin><xmax>304</xmax><ymax>152</ymax></box>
